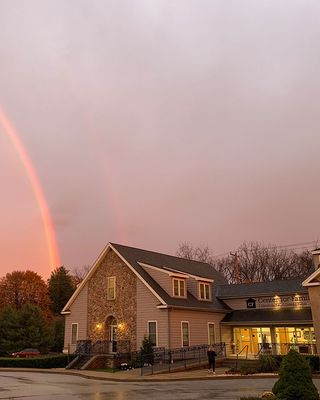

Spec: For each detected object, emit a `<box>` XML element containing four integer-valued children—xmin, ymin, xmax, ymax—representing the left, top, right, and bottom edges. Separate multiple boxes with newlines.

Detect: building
<box><xmin>62</xmin><ymin>242</ymin><xmax>318</xmax><ymax>357</ymax></box>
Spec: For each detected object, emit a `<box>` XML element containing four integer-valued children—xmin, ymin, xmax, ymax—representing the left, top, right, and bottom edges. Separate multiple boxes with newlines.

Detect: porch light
<box><xmin>96</xmin><ymin>323</ymin><xmax>102</xmax><ymax>330</ymax></box>
<box><xmin>117</xmin><ymin>323</ymin><xmax>124</xmax><ymax>330</ymax></box>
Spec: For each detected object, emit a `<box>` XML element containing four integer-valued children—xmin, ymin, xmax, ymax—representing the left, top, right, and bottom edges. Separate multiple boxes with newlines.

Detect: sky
<box><xmin>1</xmin><ymin>0</ymin><xmax>320</xmax><ymax>278</ymax></box>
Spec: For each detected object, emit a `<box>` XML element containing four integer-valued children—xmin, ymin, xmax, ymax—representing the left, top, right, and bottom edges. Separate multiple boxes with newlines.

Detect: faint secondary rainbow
<box><xmin>0</xmin><ymin>106</ymin><xmax>61</xmax><ymax>269</ymax></box>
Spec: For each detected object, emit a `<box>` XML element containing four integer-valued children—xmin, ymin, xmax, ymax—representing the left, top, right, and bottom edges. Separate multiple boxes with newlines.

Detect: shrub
<box><xmin>272</xmin><ymin>350</ymin><xmax>319</xmax><ymax>400</ymax></box>
<box><xmin>306</xmin><ymin>355</ymin><xmax>320</xmax><ymax>372</ymax></box>
<box><xmin>257</xmin><ymin>354</ymin><xmax>279</xmax><ymax>372</ymax></box>
<box><xmin>239</xmin><ymin>366</ymin><xmax>257</xmax><ymax>375</ymax></box>
<box><xmin>140</xmin><ymin>336</ymin><xmax>154</xmax><ymax>365</ymax></box>
<box><xmin>0</xmin><ymin>354</ymin><xmax>75</xmax><ymax>368</ymax></box>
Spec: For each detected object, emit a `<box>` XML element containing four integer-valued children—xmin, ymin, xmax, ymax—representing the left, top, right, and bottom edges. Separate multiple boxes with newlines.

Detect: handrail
<box><xmin>235</xmin><ymin>345</ymin><xmax>248</xmax><ymax>370</ymax></box>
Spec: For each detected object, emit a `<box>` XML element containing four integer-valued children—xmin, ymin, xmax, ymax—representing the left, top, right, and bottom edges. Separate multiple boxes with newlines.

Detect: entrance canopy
<box><xmin>221</xmin><ymin>308</ymin><xmax>313</xmax><ymax>325</ymax></box>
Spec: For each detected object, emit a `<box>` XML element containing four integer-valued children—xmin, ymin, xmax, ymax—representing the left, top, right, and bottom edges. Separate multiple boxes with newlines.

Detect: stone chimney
<box><xmin>312</xmin><ymin>248</ymin><xmax>320</xmax><ymax>270</ymax></box>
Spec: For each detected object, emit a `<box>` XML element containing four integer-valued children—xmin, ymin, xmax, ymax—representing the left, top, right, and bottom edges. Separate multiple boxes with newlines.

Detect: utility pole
<box><xmin>230</xmin><ymin>252</ymin><xmax>241</xmax><ymax>284</ymax></box>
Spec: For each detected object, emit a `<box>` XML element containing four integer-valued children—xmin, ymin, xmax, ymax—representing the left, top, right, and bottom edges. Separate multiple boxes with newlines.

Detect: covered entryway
<box><xmin>105</xmin><ymin>316</ymin><xmax>118</xmax><ymax>353</ymax></box>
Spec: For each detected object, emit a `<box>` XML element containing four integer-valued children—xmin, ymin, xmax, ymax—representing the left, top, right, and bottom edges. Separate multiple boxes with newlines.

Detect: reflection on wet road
<box><xmin>0</xmin><ymin>372</ymin><xmax>319</xmax><ymax>400</ymax></box>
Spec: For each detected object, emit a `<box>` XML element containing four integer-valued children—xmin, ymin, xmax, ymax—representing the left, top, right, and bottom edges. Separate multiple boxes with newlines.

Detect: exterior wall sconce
<box><xmin>96</xmin><ymin>323</ymin><xmax>102</xmax><ymax>330</ymax></box>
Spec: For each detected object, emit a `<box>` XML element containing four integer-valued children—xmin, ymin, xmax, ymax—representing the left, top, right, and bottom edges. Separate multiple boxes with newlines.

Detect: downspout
<box><xmin>167</xmin><ymin>308</ymin><xmax>171</xmax><ymax>349</ymax></box>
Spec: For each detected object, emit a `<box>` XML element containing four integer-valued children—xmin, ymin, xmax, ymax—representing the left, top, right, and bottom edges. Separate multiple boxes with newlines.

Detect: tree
<box><xmin>50</xmin><ymin>316</ymin><xmax>65</xmax><ymax>352</ymax></box>
<box><xmin>272</xmin><ymin>350</ymin><xmax>319</xmax><ymax>400</ymax></box>
<box><xmin>140</xmin><ymin>336</ymin><xmax>154</xmax><ymax>365</ymax></box>
<box><xmin>177</xmin><ymin>241</ymin><xmax>313</xmax><ymax>283</ymax></box>
<box><xmin>70</xmin><ymin>265</ymin><xmax>91</xmax><ymax>286</ymax></box>
<box><xmin>0</xmin><ymin>304</ymin><xmax>52</xmax><ymax>354</ymax></box>
<box><xmin>0</xmin><ymin>270</ymin><xmax>51</xmax><ymax>312</ymax></box>
<box><xmin>47</xmin><ymin>267</ymin><xmax>76</xmax><ymax>315</ymax></box>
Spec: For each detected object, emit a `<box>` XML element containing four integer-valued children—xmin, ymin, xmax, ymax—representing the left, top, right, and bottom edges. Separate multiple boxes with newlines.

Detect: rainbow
<box><xmin>0</xmin><ymin>106</ymin><xmax>61</xmax><ymax>269</ymax></box>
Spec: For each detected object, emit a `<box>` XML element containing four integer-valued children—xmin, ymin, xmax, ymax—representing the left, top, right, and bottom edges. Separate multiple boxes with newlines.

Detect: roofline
<box><xmin>61</xmin><ymin>242</ymin><xmax>112</xmax><ymax>313</ymax></box>
<box><xmin>61</xmin><ymin>242</ymin><xmax>168</xmax><ymax>314</ymax></box>
<box><xmin>302</xmin><ymin>268</ymin><xmax>320</xmax><ymax>287</ymax></box>
<box><xmin>217</xmin><ymin>290</ymin><xmax>308</xmax><ymax>299</ymax></box>
<box><xmin>110</xmin><ymin>244</ymin><xmax>166</xmax><ymax>305</ymax></box>
<box><xmin>138</xmin><ymin>262</ymin><xmax>214</xmax><ymax>282</ymax></box>
<box><xmin>157</xmin><ymin>304</ymin><xmax>230</xmax><ymax>313</ymax></box>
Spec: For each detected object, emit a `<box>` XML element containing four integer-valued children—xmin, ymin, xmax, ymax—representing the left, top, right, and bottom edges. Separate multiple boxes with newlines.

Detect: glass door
<box><xmin>110</xmin><ymin>324</ymin><xmax>117</xmax><ymax>353</ymax></box>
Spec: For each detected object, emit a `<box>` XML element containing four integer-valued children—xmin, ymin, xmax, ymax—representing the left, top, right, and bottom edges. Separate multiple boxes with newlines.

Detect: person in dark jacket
<box><xmin>207</xmin><ymin>345</ymin><xmax>217</xmax><ymax>373</ymax></box>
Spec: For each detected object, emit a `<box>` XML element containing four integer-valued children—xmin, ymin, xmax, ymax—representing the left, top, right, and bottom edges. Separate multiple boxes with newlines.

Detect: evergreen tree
<box><xmin>140</xmin><ymin>336</ymin><xmax>154</xmax><ymax>365</ymax></box>
<box><xmin>50</xmin><ymin>316</ymin><xmax>65</xmax><ymax>352</ymax></box>
<box><xmin>273</xmin><ymin>350</ymin><xmax>319</xmax><ymax>400</ymax></box>
<box><xmin>48</xmin><ymin>267</ymin><xmax>75</xmax><ymax>315</ymax></box>
<box><xmin>18</xmin><ymin>303</ymin><xmax>51</xmax><ymax>353</ymax></box>
<box><xmin>0</xmin><ymin>307</ymin><xmax>21</xmax><ymax>354</ymax></box>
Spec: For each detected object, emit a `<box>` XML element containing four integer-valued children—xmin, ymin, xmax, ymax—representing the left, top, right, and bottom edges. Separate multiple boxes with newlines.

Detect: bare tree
<box><xmin>177</xmin><ymin>241</ymin><xmax>313</xmax><ymax>283</ymax></box>
<box><xmin>70</xmin><ymin>265</ymin><xmax>91</xmax><ymax>286</ymax></box>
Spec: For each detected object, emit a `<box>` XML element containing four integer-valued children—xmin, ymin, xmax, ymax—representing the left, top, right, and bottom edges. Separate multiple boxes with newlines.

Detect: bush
<box><xmin>272</xmin><ymin>350</ymin><xmax>319</xmax><ymax>400</ymax></box>
<box><xmin>239</xmin><ymin>366</ymin><xmax>257</xmax><ymax>375</ymax></box>
<box><xmin>306</xmin><ymin>355</ymin><xmax>320</xmax><ymax>372</ymax></box>
<box><xmin>258</xmin><ymin>354</ymin><xmax>279</xmax><ymax>372</ymax></box>
<box><xmin>0</xmin><ymin>354</ymin><xmax>75</xmax><ymax>368</ymax></box>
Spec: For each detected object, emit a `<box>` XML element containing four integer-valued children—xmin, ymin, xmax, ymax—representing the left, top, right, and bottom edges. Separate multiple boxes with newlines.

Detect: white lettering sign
<box><xmin>255</xmin><ymin>294</ymin><xmax>310</xmax><ymax>308</ymax></box>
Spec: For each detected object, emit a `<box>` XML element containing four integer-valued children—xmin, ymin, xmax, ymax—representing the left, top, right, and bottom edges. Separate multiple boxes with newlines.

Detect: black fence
<box><xmin>75</xmin><ymin>340</ymin><xmax>131</xmax><ymax>355</ymax></box>
<box><xmin>140</xmin><ymin>343</ymin><xmax>226</xmax><ymax>376</ymax></box>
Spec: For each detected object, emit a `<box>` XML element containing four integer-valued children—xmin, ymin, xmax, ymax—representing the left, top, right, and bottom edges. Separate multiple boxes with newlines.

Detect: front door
<box><xmin>110</xmin><ymin>324</ymin><xmax>117</xmax><ymax>353</ymax></box>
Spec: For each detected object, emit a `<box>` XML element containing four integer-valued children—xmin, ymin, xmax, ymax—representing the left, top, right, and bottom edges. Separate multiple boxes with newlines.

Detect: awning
<box><xmin>221</xmin><ymin>307</ymin><xmax>313</xmax><ymax>325</ymax></box>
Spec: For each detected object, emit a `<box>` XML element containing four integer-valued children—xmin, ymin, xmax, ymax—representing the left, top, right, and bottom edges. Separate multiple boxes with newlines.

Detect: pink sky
<box><xmin>1</xmin><ymin>0</ymin><xmax>320</xmax><ymax>278</ymax></box>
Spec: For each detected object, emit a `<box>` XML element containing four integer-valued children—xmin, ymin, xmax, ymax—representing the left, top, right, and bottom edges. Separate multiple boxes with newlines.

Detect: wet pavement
<box><xmin>0</xmin><ymin>370</ymin><xmax>319</xmax><ymax>399</ymax></box>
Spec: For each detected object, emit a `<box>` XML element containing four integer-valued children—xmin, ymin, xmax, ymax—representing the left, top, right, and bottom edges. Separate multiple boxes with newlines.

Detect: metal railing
<box><xmin>75</xmin><ymin>340</ymin><xmax>131</xmax><ymax>355</ymax></box>
<box><xmin>235</xmin><ymin>345</ymin><xmax>248</xmax><ymax>370</ymax></box>
<box><xmin>256</xmin><ymin>342</ymin><xmax>316</xmax><ymax>356</ymax></box>
<box><xmin>140</xmin><ymin>343</ymin><xmax>226</xmax><ymax>376</ymax></box>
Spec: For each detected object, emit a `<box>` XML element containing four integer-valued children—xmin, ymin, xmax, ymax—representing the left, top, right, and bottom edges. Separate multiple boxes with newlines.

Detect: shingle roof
<box><xmin>216</xmin><ymin>278</ymin><xmax>308</xmax><ymax>299</ymax></box>
<box><xmin>111</xmin><ymin>243</ymin><xmax>230</xmax><ymax>312</ymax></box>
<box><xmin>221</xmin><ymin>308</ymin><xmax>313</xmax><ymax>324</ymax></box>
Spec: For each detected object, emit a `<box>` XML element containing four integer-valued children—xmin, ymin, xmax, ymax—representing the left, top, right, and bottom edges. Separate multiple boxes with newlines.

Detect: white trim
<box><xmin>181</xmin><ymin>321</ymin><xmax>190</xmax><ymax>347</ymax></box>
<box><xmin>110</xmin><ymin>244</ymin><xmax>166</xmax><ymax>305</ymax></box>
<box><xmin>61</xmin><ymin>244</ymin><xmax>112</xmax><ymax>313</ymax></box>
<box><xmin>198</xmin><ymin>281</ymin><xmax>211</xmax><ymax>301</ymax></box>
<box><xmin>61</xmin><ymin>243</ymin><xmax>167</xmax><ymax>314</ymax></box>
<box><xmin>138</xmin><ymin>262</ymin><xmax>189</xmax><ymax>279</ymax></box>
<box><xmin>147</xmin><ymin>320</ymin><xmax>158</xmax><ymax>347</ymax></box>
<box><xmin>207</xmin><ymin>322</ymin><xmax>216</xmax><ymax>345</ymax></box>
<box><xmin>107</xmin><ymin>276</ymin><xmax>116</xmax><ymax>300</ymax></box>
<box><xmin>138</xmin><ymin>263</ymin><xmax>213</xmax><ymax>282</ymax></box>
<box><xmin>71</xmin><ymin>323</ymin><xmax>78</xmax><ymax>345</ymax></box>
<box><xmin>172</xmin><ymin>277</ymin><xmax>187</xmax><ymax>298</ymax></box>
<box><xmin>302</xmin><ymin>269</ymin><xmax>320</xmax><ymax>287</ymax></box>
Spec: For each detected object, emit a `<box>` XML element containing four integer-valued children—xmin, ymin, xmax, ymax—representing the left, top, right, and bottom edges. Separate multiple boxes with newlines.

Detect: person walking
<box><xmin>207</xmin><ymin>345</ymin><xmax>217</xmax><ymax>373</ymax></box>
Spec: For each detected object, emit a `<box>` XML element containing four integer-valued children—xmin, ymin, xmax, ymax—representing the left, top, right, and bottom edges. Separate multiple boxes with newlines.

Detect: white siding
<box><xmin>136</xmin><ymin>279</ymin><xmax>169</xmax><ymax>349</ymax></box>
<box><xmin>63</xmin><ymin>283</ymin><xmax>88</xmax><ymax>353</ymax></box>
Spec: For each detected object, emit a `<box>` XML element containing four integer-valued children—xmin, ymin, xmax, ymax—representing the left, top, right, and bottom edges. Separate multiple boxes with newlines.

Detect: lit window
<box><xmin>173</xmin><ymin>278</ymin><xmax>186</xmax><ymax>297</ymax></box>
<box><xmin>107</xmin><ymin>277</ymin><xmax>116</xmax><ymax>300</ymax></box>
<box><xmin>148</xmin><ymin>321</ymin><xmax>157</xmax><ymax>347</ymax></box>
<box><xmin>199</xmin><ymin>282</ymin><xmax>211</xmax><ymax>300</ymax></box>
<box><xmin>181</xmin><ymin>322</ymin><xmax>189</xmax><ymax>347</ymax></box>
<box><xmin>71</xmin><ymin>323</ymin><xmax>78</xmax><ymax>345</ymax></box>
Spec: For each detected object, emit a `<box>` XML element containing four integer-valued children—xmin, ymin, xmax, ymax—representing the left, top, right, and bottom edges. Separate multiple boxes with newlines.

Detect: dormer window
<box><xmin>173</xmin><ymin>278</ymin><xmax>186</xmax><ymax>297</ymax></box>
<box><xmin>199</xmin><ymin>282</ymin><xmax>211</xmax><ymax>300</ymax></box>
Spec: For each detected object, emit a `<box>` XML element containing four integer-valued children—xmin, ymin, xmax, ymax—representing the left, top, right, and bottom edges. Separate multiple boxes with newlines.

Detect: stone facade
<box><xmin>87</xmin><ymin>249</ymin><xmax>137</xmax><ymax>351</ymax></box>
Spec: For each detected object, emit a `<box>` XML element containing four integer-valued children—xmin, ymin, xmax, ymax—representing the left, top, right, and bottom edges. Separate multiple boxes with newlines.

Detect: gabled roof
<box><xmin>216</xmin><ymin>277</ymin><xmax>308</xmax><ymax>299</ymax></box>
<box><xmin>61</xmin><ymin>242</ymin><xmax>230</xmax><ymax>314</ymax></box>
<box><xmin>302</xmin><ymin>268</ymin><xmax>320</xmax><ymax>287</ymax></box>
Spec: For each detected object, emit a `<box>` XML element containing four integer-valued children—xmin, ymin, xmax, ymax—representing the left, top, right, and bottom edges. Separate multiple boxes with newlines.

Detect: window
<box><xmin>107</xmin><ymin>277</ymin><xmax>116</xmax><ymax>300</ymax></box>
<box><xmin>71</xmin><ymin>323</ymin><xmax>78</xmax><ymax>345</ymax></box>
<box><xmin>181</xmin><ymin>321</ymin><xmax>190</xmax><ymax>347</ymax></box>
<box><xmin>208</xmin><ymin>323</ymin><xmax>215</xmax><ymax>345</ymax></box>
<box><xmin>173</xmin><ymin>278</ymin><xmax>186</xmax><ymax>297</ymax></box>
<box><xmin>199</xmin><ymin>282</ymin><xmax>211</xmax><ymax>300</ymax></box>
<box><xmin>148</xmin><ymin>321</ymin><xmax>158</xmax><ymax>347</ymax></box>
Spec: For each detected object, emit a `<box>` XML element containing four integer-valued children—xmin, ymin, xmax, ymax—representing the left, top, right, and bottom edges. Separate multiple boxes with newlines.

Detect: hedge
<box><xmin>0</xmin><ymin>354</ymin><xmax>76</xmax><ymax>368</ymax></box>
<box><xmin>258</xmin><ymin>354</ymin><xmax>320</xmax><ymax>373</ymax></box>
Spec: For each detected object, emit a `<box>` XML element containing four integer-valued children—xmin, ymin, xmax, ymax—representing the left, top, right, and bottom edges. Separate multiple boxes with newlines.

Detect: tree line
<box><xmin>0</xmin><ymin>267</ymin><xmax>77</xmax><ymax>355</ymax></box>
<box><xmin>177</xmin><ymin>241</ymin><xmax>314</xmax><ymax>283</ymax></box>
